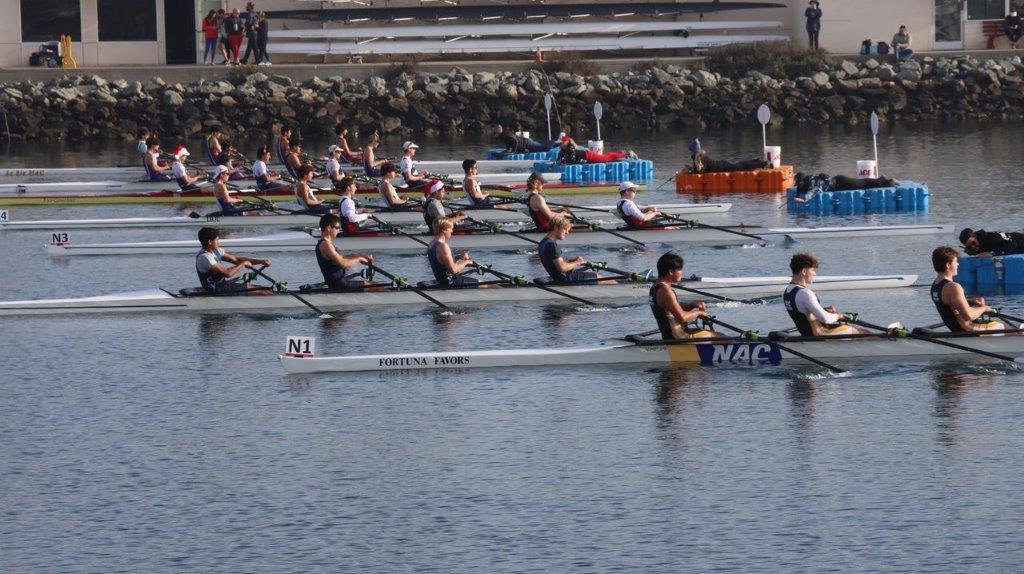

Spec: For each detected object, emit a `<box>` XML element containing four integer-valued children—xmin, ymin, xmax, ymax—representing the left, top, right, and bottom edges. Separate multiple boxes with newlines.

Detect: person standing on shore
<box><xmin>805</xmin><ymin>1</ymin><xmax>822</xmax><ymax>51</ymax></box>
<box><xmin>224</xmin><ymin>9</ymin><xmax>245</xmax><ymax>65</ymax></box>
<box><xmin>1005</xmin><ymin>6</ymin><xmax>1022</xmax><ymax>50</ymax></box>
<box><xmin>202</xmin><ymin>10</ymin><xmax>219</xmax><ymax>65</ymax></box>
<box><xmin>241</xmin><ymin>2</ymin><xmax>259</xmax><ymax>65</ymax></box>
<box><xmin>256</xmin><ymin>11</ymin><xmax>271</xmax><ymax>65</ymax></box>
<box><xmin>216</xmin><ymin>9</ymin><xmax>230</xmax><ymax>65</ymax></box>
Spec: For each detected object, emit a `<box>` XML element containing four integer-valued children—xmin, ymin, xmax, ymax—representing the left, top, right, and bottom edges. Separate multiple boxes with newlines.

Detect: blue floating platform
<box><xmin>534</xmin><ymin>159</ymin><xmax>655</xmax><ymax>183</ymax></box>
<box><xmin>485</xmin><ymin>148</ymin><xmax>560</xmax><ymax>161</ymax></box>
<box><xmin>786</xmin><ymin>181</ymin><xmax>929</xmax><ymax>215</ymax></box>
<box><xmin>955</xmin><ymin>254</ymin><xmax>1024</xmax><ymax>293</ymax></box>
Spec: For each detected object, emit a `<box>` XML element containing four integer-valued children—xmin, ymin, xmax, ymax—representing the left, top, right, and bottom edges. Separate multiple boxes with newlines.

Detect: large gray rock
<box><xmin>898</xmin><ymin>68</ymin><xmax>922</xmax><ymax>82</ymax></box>
<box><xmin>52</xmin><ymin>87</ymin><xmax>78</xmax><ymax>101</ymax></box>
<box><xmin>162</xmin><ymin>91</ymin><xmax>184</xmax><ymax>106</ymax></box>
<box><xmin>840</xmin><ymin>60</ymin><xmax>860</xmax><ymax>76</ymax></box>
<box><xmin>864</xmin><ymin>58</ymin><xmax>880</xmax><ymax>70</ymax></box>
<box><xmin>875</xmin><ymin>66</ymin><xmax>896</xmax><ymax>81</ymax></box>
<box><xmin>811</xmin><ymin>71</ymin><xmax>830</xmax><ymax>86</ymax></box>
<box><xmin>689</xmin><ymin>70</ymin><xmax>718</xmax><ymax>88</ymax></box>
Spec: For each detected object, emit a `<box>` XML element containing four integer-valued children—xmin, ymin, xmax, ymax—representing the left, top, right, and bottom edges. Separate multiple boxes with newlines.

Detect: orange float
<box><xmin>675</xmin><ymin>166</ymin><xmax>795</xmax><ymax>194</ymax></box>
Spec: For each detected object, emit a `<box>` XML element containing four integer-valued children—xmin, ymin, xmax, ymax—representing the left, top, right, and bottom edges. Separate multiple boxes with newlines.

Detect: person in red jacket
<box><xmin>201</xmin><ymin>10</ymin><xmax>219</xmax><ymax>65</ymax></box>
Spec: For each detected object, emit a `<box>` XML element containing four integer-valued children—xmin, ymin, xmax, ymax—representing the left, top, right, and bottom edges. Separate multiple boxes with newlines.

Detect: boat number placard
<box><xmin>285</xmin><ymin>336</ymin><xmax>315</xmax><ymax>357</ymax></box>
<box><xmin>697</xmin><ymin>343</ymin><xmax>782</xmax><ymax>365</ymax></box>
<box><xmin>0</xmin><ymin>210</ymin><xmax>8</xmax><ymax>222</ymax></box>
<box><xmin>205</xmin><ymin>215</ymin><xmax>221</xmax><ymax>222</ymax></box>
<box><xmin>50</xmin><ymin>231</ymin><xmax>69</xmax><ymax>245</ymax></box>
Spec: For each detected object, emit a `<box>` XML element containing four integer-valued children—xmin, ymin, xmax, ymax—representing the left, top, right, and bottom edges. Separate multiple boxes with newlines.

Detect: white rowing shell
<box><xmin>44</xmin><ymin>224</ymin><xmax>954</xmax><ymax>257</ymax></box>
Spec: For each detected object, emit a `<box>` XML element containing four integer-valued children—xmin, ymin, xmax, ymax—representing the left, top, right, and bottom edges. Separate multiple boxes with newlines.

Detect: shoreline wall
<box><xmin>1</xmin><ymin>55</ymin><xmax>1023</xmax><ymax>141</ymax></box>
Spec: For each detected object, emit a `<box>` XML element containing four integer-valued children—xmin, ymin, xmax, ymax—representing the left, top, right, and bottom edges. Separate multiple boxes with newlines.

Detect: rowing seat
<box><xmin>417</xmin><ymin>280</ymin><xmax>439</xmax><ymax>289</ymax></box>
<box><xmin>299</xmin><ymin>282</ymin><xmax>327</xmax><ymax>292</ymax></box>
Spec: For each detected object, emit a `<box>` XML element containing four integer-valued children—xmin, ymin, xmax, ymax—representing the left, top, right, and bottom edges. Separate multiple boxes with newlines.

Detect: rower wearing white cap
<box><xmin>336</xmin><ymin>175</ymin><xmax>374</xmax><ymax>234</ymax></box>
<box><xmin>784</xmin><ymin>253</ymin><xmax>867</xmax><ymax>336</ymax></box>
<box><xmin>400</xmin><ymin>141</ymin><xmax>431</xmax><ymax>190</ymax></box>
<box><xmin>616</xmin><ymin>181</ymin><xmax>664</xmax><ymax>228</ymax></box>
<box><xmin>170</xmin><ymin>146</ymin><xmax>205</xmax><ymax>192</ymax></box>
<box><xmin>326</xmin><ymin>144</ymin><xmax>345</xmax><ymax>190</ymax></box>
<box><xmin>523</xmin><ymin>172</ymin><xmax>572</xmax><ymax>232</ymax></box>
<box><xmin>294</xmin><ymin>164</ymin><xmax>332</xmax><ymax>215</ymax></box>
<box><xmin>423</xmin><ymin>179</ymin><xmax>466</xmax><ymax>232</ymax></box>
<box><xmin>212</xmin><ymin>165</ymin><xmax>246</xmax><ymax>216</ymax></box>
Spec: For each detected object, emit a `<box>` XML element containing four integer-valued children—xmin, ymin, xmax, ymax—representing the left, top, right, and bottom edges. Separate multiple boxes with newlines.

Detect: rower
<box><xmin>616</xmin><ymin>181</ymin><xmax>664</xmax><ymax>228</ymax></box>
<box><xmin>169</xmin><ymin>146</ymin><xmax>205</xmax><ymax>192</ymax></box>
<box><xmin>400</xmin><ymin>141</ymin><xmax>430</xmax><ymax>190</ymax></box>
<box><xmin>537</xmin><ymin>215</ymin><xmax>613</xmax><ymax>285</ymax></box>
<box><xmin>252</xmin><ymin>146</ymin><xmax>286</xmax><ymax>191</ymax></box>
<box><xmin>195</xmin><ymin>227</ymin><xmax>272</xmax><ymax>295</ymax></box>
<box><xmin>143</xmin><ymin>138</ymin><xmax>174</xmax><ymax>182</ymax></box>
<box><xmin>523</xmin><ymin>172</ymin><xmax>572</xmax><ymax>231</ymax></box>
<box><xmin>931</xmin><ymin>246</ymin><xmax>1005</xmax><ymax>332</ymax></box>
<box><xmin>334</xmin><ymin>124</ymin><xmax>363</xmax><ymax>164</ymax></box>
<box><xmin>136</xmin><ymin>129</ymin><xmax>151</xmax><ymax>159</ymax></box>
<box><xmin>316</xmin><ymin>214</ymin><xmax>376</xmax><ymax>290</ymax></box>
<box><xmin>211</xmin><ymin>165</ymin><xmax>246</xmax><ymax>216</ymax></box>
<box><xmin>336</xmin><ymin>176</ymin><xmax>373</xmax><ymax>234</ymax></box>
<box><xmin>959</xmin><ymin>228</ymin><xmax>1024</xmax><ymax>257</ymax></box>
<box><xmin>293</xmin><ymin>164</ymin><xmax>332</xmax><ymax>215</ymax></box>
<box><xmin>423</xmin><ymin>179</ymin><xmax>466</xmax><ymax>232</ymax></box>
<box><xmin>361</xmin><ymin>132</ymin><xmax>385</xmax><ymax>177</ymax></box>
<box><xmin>204</xmin><ymin>126</ymin><xmax>224</xmax><ymax>165</ymax></box>
<box><xmin>274</xmin><ymin>126</ymin><xmax>292</xmax><ymax>165</ymax></box>
<box><xmin>215</xmin><ymin>140</ymin><xmax>245</xmax><ymax>180</ymax></box>
<box><xmin>783</xmin><ymin>253</ymin><xmax>866</xmax><ymax>336</ymax></box>
<box><xmin>325</xmin><ymin>144</ymin><xmax>345</xmax><ymax>190</ymax></box>
<box><xmin>649</xmin><ymin>252</ymin><xmax>721</xmax><ymax>340</ymax></box>
<box><xmin>284</xmin><ymin>141</ymin><xmax>304</xmax><ymax>179</ymax></box>
<box><xmin>426</xmin><ymin>218</ymin><xmax>496</xmax><ymax>289</ymax></box>
<box><xmin>462</xmin><ymin>159</ymin><xmax>502</xmax><ymax>207</ymax></box>
<box><xmin>378</xmin><ymin>163</ymin><xmax>418</xmax><ymax>209</ymax></box>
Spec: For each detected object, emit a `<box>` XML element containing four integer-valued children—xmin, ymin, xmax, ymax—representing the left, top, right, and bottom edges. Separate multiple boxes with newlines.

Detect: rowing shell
<box><xmin>0</xmin><ymin>274</ymin><xmax>917</xmax><ymax>316</ymax></box>
<box><xmin>44</xmin><ymin>224</ymin><xmax>954</xmax><ymax>257</ymax></box>
<box><xmin>278</xmin><ymin>329</ymin><xmax>1024</xmax><ymax>374</ymax></box>
<box><xmin>1</xmin><ymin>203</ymin><xmax>731</xmax><ymax>230</ymax></box>
<box><xmin>0</xmin><ymin>172</ymin><xmax>563</xmax><ymax>195</ymax></box>
<box><xmin>0</xmin><ymin>159</ymin><xmax>539</xmax><ymax>180</ymax></box>
<box><xmin>0</xmin><ymin>181</ymin><xmax>628</xmax><ymax>206</ymax></box>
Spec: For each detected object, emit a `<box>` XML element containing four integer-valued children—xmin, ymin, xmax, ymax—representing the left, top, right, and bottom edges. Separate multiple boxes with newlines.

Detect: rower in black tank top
<box><xmin>649</xmin><ymin>283</ymin><xmax>682</xmax><ymax>340</ymax></box>
<box><xmin>783</xmin><ymin>283</ymin><xmax>815</xmax><ymax>336</ymax></box>
<box><xmin>931</xmin><ymin>279</ymin><xmax>964</xmax><ymax>332</ymax></box>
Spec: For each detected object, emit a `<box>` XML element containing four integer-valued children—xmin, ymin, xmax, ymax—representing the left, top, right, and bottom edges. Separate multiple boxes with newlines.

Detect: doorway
<box><xmin>934</xmin><ymin>0</ymin><xmax>965</xmax><ymax>49</ymax></box>
<box><xmin>165</xmin><ymin>0</ymin><xmax>197</xmax><ymax>64</ymax></box>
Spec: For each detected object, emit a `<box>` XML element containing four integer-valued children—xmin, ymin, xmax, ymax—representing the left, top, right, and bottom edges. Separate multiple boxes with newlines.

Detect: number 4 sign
<box><xmin>285</xmin><ymin>336</ymin><xmax>315</xmax><ymax>357</ymax></box>
<box><xmin>0</xmin><ymin>210</ymin><xmax>8</xmax><ymax>222</ymax></box>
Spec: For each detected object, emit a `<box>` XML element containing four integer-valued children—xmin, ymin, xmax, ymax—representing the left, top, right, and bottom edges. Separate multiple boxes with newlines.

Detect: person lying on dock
<box><xmin>649</xmin><ymin>252</ymin><xmax>723</xmax><ymax>339</ymax></box>
<box><xmin>211</xmin><ymin>165</ymin><xmax>246</xmax><ymax>216</ymax></box>
<box><xmin>252</xmin><ymin>146</ymin><xmax>286</xmax><ymax>192</ymax></box>
<box><xmin>784</xmin><ymin>253</ymin><xmax>867</xmax><ymax>336</ymax></box>
<box><xmin>334</xmin><ymin>124</ymin><xmax>363</xmax><ymax>164</ymax></box>
<box><xmin>556</xmin><ymin>135</ymin><xmax>636</xmax><ymax>165</ymax></box>
<box><xmin>170</xmin><ymin>146</ymin><xmax>206</xmax><ymax>192</ymax></box>
<box><xmin>959</xmin><ymin>228</ymin><xmax>1024</xmax><ymax>257</ymax></box>
<box><xmin>423</xmin><ymin>179</ymin><xmax>467</xmax><ymax>232</ymax></box>
<box><xmin>493</xmin><ymin>124</ymin><xmax>559</xmax><ymax>155</ymax></box>
<box><xmin>316</xmin><ymin>214</ymin><xmax>379</xmax><ymax>291</ymax></box>
<box><xmin>792</xmin><ymin>172</ymin><xmax>899</xmax><ymax>202</ymax></box>
<box><xmin>688</xmin><ymin>138</ymin><xmax>769</xmax><ymax>174</ymax></box>
<box><xmin>143</xmin><ymin>138</ymin><xmax>174</xmax><ymax>182</ymax></box>
<box><xmin>293</xmin><ymin>164</ymin><xmax>333</xmax><ymax>215</ymax></box>
<box><xmin>378</xmin><ymin>163</ymin><xmax>420</xmax><ymax>210</ymax></box>
<box><xmin>426</xmin><ymin>218</ymin><xmax>498</xmax><ymax>289</ymax></box>
<box><xmin>524</xmin><ymin>172</ymin><xmax>573</xmax><ymax>231</ymax></box>
<box><xmin>196</xmin><ymin>226</ymin><xmax>273</xmax><ymax>295</ymax></box>
<box><xmin>538</xmin><ymin>216</ymin><xmax>615</xmax><ymax>285</ymax></box>
<box><xmin>616</xmin><ymin>181</ymin><xmax>666</xmax><ymax>228</ymax></box>
<box><xmin>931</xmin><ymin>246</ymin><xmax>1005</xmax><ymax>332</ymax></box>
<box><xmin>462</xmin><ymin>159</ymin><xmax>506</xmax><ymax>207</ymax></box>
<box><xmin>336</xmin><ymin>176</ymin><xmax>373</xmax><ymax>234</ymax></box>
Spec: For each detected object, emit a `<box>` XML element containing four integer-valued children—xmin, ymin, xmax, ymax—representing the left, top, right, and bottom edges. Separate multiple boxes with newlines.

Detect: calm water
<box><xmin>3</xmin><ymin>122</ymin><xmax>1024</xmax><ymax>573</ymax></box>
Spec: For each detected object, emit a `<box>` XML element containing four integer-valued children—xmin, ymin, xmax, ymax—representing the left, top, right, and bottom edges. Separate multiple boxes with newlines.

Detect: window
<box><xmin>967</xmin><ymin>0</ymin><xmax>1006</xmax><ymax>20</ymax></box>
<box><xmin>98</xmin><ymin>0</ymin><xmax>157</xmax><ymax>41</ymax></box>
<box><xmin>20</xmin><ymin>0</ymin><xmax>81</xmax><ymax>42</ymax></box>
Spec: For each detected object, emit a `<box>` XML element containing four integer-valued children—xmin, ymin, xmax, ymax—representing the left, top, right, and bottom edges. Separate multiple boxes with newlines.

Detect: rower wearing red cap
<box><xmin>423</xmin><ymin>179</ymin><xmax>466</xmax><ymax>232</ymax></box>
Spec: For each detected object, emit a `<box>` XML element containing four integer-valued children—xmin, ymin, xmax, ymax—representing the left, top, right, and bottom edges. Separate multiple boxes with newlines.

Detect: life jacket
<box><xmin>537</xmin><ymin>237</ymin><xmax>567</xmax><ymax>282</ymax></box>
<box><xmin>783</xmin><ymin>283</ymin><xmax>817</xmax><ymax>337</ymax></box>
<box><xmin>426</xmin><ymin>241</ymin><xmax>453</xmax><ymax>286</ymax></box>
<box><xmin>523</xmin><ymin>191</ymin><xmax>551</xmax><ymax>231</ymax></box>
<box><xmin>931</xmin><ymin>279</ymin><xmax>965</xmax><ymax>332</ymax></box>
<box><xmin>337</xmin><ymin>196</ymin><xmax>362</xmax><ymax>234</ymax></box>
<box><xmin>617</xmin><ymin>199</ymin><xmax>646</xmax><ymax>228</ymax></box>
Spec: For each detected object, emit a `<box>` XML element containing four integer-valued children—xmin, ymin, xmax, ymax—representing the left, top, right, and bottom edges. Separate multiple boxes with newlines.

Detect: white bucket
<box><xmin>763</xmin><ymin>146</ymin><xmax>781</xmax><ymax>168</ymax></box>
<box><xmin>856</xmin><ymin>160</ymin><xmax>878</xmax><ymax>179</ymax></box>
<box><xmin>587</xmin><ymin>140</ymin><xmax>604</xmax><ymax>153</ymax></box>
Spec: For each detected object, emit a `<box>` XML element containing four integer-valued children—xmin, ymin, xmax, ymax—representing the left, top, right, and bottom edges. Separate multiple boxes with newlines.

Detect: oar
<box><xmin>518</xmin><ymin>200</ymin><xmax>644</xmax><ymax>246</ymax></box>
<box><xmin>464</xmin><ymin>217</ymin><xmax>540</xmax><ymax>246</ymax></box>
<box><xmin>711</xmin><ymin>317</ymin><xmax>848</xmax><ymax>373</ymax></box>
<box><xmin>249</xmin><ymin>267</ymin><xmax>333</xmax><ymax>318</ymax></box>
<box><xmin>989</xmin><ymin>310</ymin><xmax>1024</xmax><ymax>325</ymax></box>
<box><xmin>369</xmin><ymin>215</ymin><xmax>432</xmax><ymax>248</ymax></box>
<box><xmin>847</xmin><ymin>316</ymin><xmax>1024</xmax><ymax>365</ymax></box>
<box><xmin>658</xmin><ymin>214</ymin><xmax>767</xmax><ymax>243</ymax></box>
<box><xmin>473</xmin><ymin>263</ymin><xmax>599</xmax><ymax>307</ymax></box>
<box><xmin>587</xmin><ymin>262</ymin><xmax>773</xmax><ymax>305</ymax></box>
<box><xmin>367</xmin><ymin>263</ymin><xmax>451</xmax><ymax>311</ymax></box>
